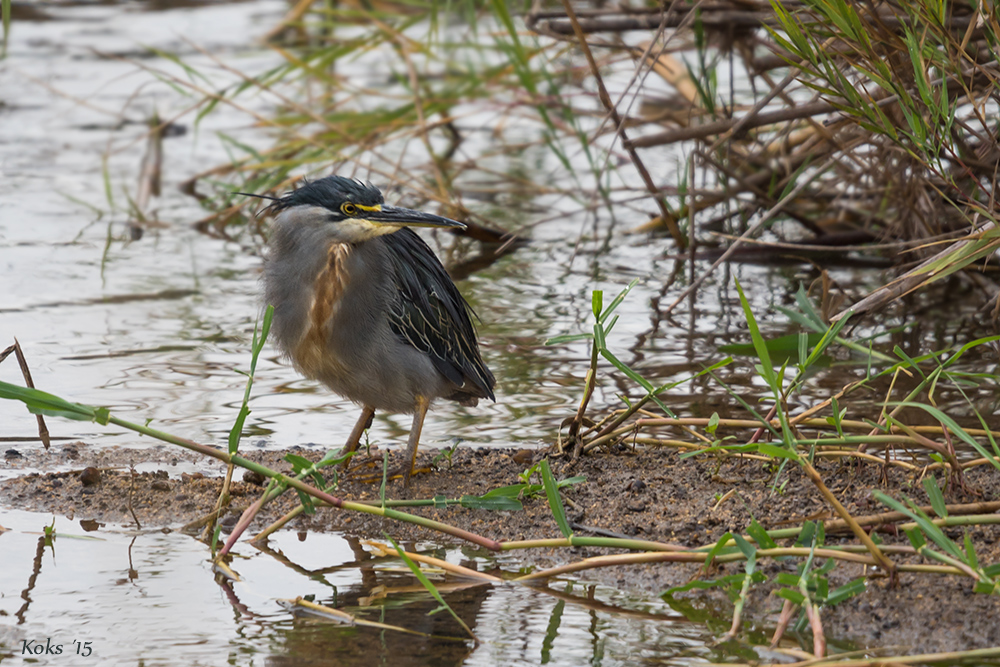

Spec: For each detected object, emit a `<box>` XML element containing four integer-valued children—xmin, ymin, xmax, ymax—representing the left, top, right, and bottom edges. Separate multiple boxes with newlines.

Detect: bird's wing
<box><xmin>383</xmin><ymin>228</ymin><xmax>496</xmax><ymax>401</ymax></box>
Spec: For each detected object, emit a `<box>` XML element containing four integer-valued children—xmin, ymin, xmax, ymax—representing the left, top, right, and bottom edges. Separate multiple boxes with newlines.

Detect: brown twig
<box><xmin>800</xmin><ymin>460</ymin><xmax>896</xmax><ymax>579</ymax></box>
<box><xmin>5</xmin><ymin>340</ymin><xmax>51</xmax><ymax>449</ymax></box>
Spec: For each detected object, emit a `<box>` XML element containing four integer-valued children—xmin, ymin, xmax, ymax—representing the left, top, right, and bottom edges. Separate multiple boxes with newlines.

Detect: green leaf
<box><xmin>593</xmin><ymin>321</ymin><xmax>607</xmax><ymax>354</ymax></box>
<box><xmin>0</xmin><ymin>381</ymin><xmax>104</xmax><ymax>423</ymax></box>
<box><xmin>892</xmin><ymin>346</ymin><xmax>927</xmax><ymax>380</ymax></box>
<box><xmin>317</xmin><ymin>448</ymin><xmax>351</xmax><ymax>468</ymax></box>
<box><xmin>228</xmin><ymin>405</ymin><xmax>250</xmax><ymax>454</ymax></box>
<box><xmin>662</xmin><ymin>572</ymin><xmax>748</xmax><ymax>597</ymax></box>
<box><xmin>556</xmin><ymin>475</ymin><xmax>587</xmax><ymax>489</ymax></box>
<box><xmin>746</xmin><ymin>518</ymin><xmax>778</xmax><ymax>550</ymax></box>
<box><xmin>706</xmin><ymin>412</ymin><xmax>720</xmax><ymax>435</ymax></box>
<box><xmin>802</xmin><ymin>309</ymin><xmax>853</xmax><ymax>369</ymax></box>
<box><xmin>903</xmin><ymin>526</ymin><xmax>926</xmax><ymax>550</ymax></box>
<box><xmin>480</xmin><ymin>483</ymin><xmax>535</xmax><ymax>498</ymax></box>
<box><xmin>284</xmin><ymin>454</ymin><xmax>314</xmax><ymax>473</ymax></box>
<box><xmin>591</xmin><ymin>290</ymin><xmax>603</xmax><ymax>318</ymax></box>
<box><xmin>598</xmin><ymin>278</ymin><xmax>640</xmax><ymax>323</ymax></box>
<box><xmin>703</xmin><ymin>532</ymin><xmax>735</xmax><ymax>569</ymax></box>
<box><xmin>922</xmin><ymin>476</ymin><xmax>948</xmax><ymax>518</ymax></box>
<box><xmin>893</xmin><ymin>402</ymin><xmax>1000</xmax><ymax>471</ymax></box>
<box><xmin>775</xmin><ymin>572</ymin><xmax>802</xmax><ymax>587</ymax></box>
<box><xmin>964</xmin><ymin>532</ymin><xmax>979</xmax><ymax>570</ymax></box>
<box><xmin>295</xmin><ymin>489</ymin><xmax>316</xmax><ymax>515</ymax></box>
<box><xmin>545</xmin><ymin>333</ymin><xmax>595</xmax><ymax>345</ymax></box>
<box><xmin>459</xmin><ymin>495</ymin><xmax>523</xmax><ymax>511</ymax></box>
<box><xmin>385</xmin><ymin>534</ymin><xmax>474</xmax><ymax>639</ymax></box>
<box><xmin>733</xmin><ymin>279</ymin><xmax>777</xmax><ymax>391</ymax></box>
<box><xmin>732</xmin><ymin>533</ymin><xmax>757</xmax><ymax>561</ymax></box>
<box><xmin>827</xmin><ymin>577</ymin><xmax>867</xmax><ymax>606</ymax></box>
<box><xmin>757</xmin><ymin>443</ymin><xmax>799</xmax><ymax>460</ymax></box>
<box><xmin>600</xmin><ymin>348</ymin><xmax>655</xmax><ymax>393</ymax></box>
<box><xmin>815</xmin><ymin>575</ymin><xmax>829</xmax><ymax>601</ymax></box>
<box><xmin>879</xmin><ymin>492</ymin><xmax>966</xmax><ymax>560</ymax></box>
<box><xmin>777</xmin><ymin>587</ymin><xmax>806</xmax><ymax>605</ymax></box>
<box><xmin>795</xmin><ymin>522</ymin><xmax>818</xmax><ymax>548</ymax></box>
<box><xmin>718</xmin><ymin>332</ymin><xmax>825</xmax><ymax>356</ymax></box>
<box><xmin>229</xmin><ymin>305</ymin><xmax>273</xmax><ymax>455</ymax></box>
<box><xmin>540</xmin><ymin>459</ymin><xmax>572</xmax><ymax>538</ymax></box>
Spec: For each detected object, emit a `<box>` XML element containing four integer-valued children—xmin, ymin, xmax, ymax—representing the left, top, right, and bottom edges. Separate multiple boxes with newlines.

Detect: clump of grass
<box><xmin>543</xmin><ymin>277</ymin><xmax>1000</xmax><ymax>654</ymax></box>
<box><xmin>102</xmin><ymin>0</ymin><xmax>999</xmax><ymax>317</ymax></box>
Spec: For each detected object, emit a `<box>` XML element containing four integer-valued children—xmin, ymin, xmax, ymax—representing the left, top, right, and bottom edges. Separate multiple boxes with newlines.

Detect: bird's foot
<box><xmin>344</xmin><ymin>459</ymin><xmax>431</xmax><ymax>490</ymax></box>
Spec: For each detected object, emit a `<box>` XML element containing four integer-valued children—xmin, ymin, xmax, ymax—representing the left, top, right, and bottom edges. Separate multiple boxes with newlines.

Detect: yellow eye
<box><xmin>341</xmin><ymin>202</ymin><xmax>358</xmax><ymax>216</ymax></box>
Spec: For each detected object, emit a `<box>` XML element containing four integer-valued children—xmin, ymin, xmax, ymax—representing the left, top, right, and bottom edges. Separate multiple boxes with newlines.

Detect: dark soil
<box><xmin>3</xmin><ymin>441</ymin><xmax>999</xmax><ymax>656</ymax></box>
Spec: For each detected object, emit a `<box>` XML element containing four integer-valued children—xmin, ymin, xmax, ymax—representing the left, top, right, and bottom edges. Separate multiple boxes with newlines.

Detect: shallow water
<box><xmin>1</xmin><ymin>0</ymin><xmax>996</xmax><ymax>460</ymax></box>
<box><xmin>1</xmin><ymin>508</ymin><xmax>751</xmax><ymax>666</ymax></box>
<box><xmin>1</xmin><ymin>0</ymin><xmax>998</xmax><ymax>664</ymax></box>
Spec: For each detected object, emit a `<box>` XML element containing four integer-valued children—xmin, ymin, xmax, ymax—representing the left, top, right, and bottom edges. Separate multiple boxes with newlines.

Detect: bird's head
<box><xmin>245</xmin><ymin>176</ymin><xmax>465</xmax><ymax>244</ymax></box>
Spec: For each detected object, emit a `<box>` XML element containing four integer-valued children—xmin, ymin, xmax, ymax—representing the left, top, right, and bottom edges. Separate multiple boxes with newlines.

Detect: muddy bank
<box><xmin>2</xmin><ymin>442</ymin><xmax>999</xmax><ymax>655</ymax></box>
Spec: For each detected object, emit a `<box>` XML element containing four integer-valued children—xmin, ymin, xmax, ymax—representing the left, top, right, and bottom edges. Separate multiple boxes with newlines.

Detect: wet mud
<box><xmin>2</xmin><ymin>442</ymin><xmax>999</xmax><ymax>655</ymax></box>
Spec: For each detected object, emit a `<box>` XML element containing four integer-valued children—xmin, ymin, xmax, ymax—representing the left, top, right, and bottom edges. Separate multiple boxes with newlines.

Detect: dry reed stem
<box><xmin>0</xmin><ymin>341</ymin><xmax>50</xmax><ymax>448</ymax></box>
<box><xmin>800</xmin><ymin>460</ymin><xmax>896</xmax><ymax>578</ymax></box>
<box><xmin>363</xmin><ymin>541</ymin><xmax>504</xmax><ymax>582</ymax></box>
<box><xmin>284</xmin><ymin>597</ymin><xmax>469</xmax><ymax>640</ymax></box>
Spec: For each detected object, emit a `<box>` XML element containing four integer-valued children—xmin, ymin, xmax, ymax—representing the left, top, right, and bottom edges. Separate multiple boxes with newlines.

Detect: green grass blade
<box><xmin>0</xmin><ymin>381</ymin><xmax>108</xmax><ymax>424</ymax></box>
<box><xmin>229</xmin><ymin>305</ymin><xmax>273</xmax><ymax>455</ymax></box>
<box><xmin>922</xmin><ymin>476</ymin><xmax>948</xmax><ymax>518</ymax></box>
<box><xmin>540</xmin><ymin>459</ymin><xmax>572</xmax><ymax>538</ymax></box>
<box><xmin>733</xmin><ymin>279</ymin><xmax>777</xmax><ymax>390</ymax></box>
<box><xmin>875</xmin><ymin>492</ymin><xmax>965</xmax><ymax>561</ymax></box>
<box><xmin>599</xmin><ymin>278</ymin><xmax>640</xmax><ymax>323</ymax></box>
<box><xmin>894</xmin><ymin>402</ymin><xmax>1000</xmax><ymax>470</ymax></box>
<box><xmin>385</xmin><ymin>535</ymin><xmax>477</xmax><ymax>641</ymax></box>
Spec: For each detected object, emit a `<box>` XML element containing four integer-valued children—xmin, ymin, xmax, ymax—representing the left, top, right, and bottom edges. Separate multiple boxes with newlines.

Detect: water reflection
<box><xmin>0</xmin><ymin>510</ymin><xmax>745</xmax><ymax>666</ymax></box>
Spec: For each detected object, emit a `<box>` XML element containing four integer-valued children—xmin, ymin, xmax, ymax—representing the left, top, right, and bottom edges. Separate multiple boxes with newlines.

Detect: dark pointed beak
<box><xmin>371</xmin><ymin>206</ymin><xmax>467</xmax><ymax>230</ymax></box>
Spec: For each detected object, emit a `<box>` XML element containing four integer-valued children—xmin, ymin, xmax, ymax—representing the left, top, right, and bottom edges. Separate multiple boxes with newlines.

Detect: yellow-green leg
<box><xmin>341</xmin><ymin>405</ymin><xmax>375</xmax><ymax>464</ymax></box>
<box><xmin>402</xmin><ymin>395</ymin><xmax>430</xmax><ymax>489</ymax></box>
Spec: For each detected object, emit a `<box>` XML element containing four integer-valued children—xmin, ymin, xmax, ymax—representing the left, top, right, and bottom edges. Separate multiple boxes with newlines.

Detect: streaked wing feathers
<box><xmin>384</xmin><ymin>228</ymin><xmax>496</xmax><ymax>402</ymax></box>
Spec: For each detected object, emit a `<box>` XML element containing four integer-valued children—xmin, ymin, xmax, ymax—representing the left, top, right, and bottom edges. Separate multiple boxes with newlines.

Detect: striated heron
<box><xmin>251</xmin><ymin>176</ymin><xmax>495</xmax><ymax>488</ymax></box>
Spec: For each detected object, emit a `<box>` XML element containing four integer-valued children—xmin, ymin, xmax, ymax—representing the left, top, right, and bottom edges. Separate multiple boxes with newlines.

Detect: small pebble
<box><xmin>627</xmin><ymin>479</ymin><xmax>647</xmax><ymax>492</ymax></box>
<box><xmin>512</xmin><ymin>449</ymin><xmax>535</xmax><ymax>465</ymax></box>
<box><xmin>242</xmin><ymin>470</ymin><xmax>265</xmax><ymax>485</ymax></box>
<box><xmin>151</xmin><ymin>480</ymin><xmax>171</xmax><ymax>492</ymax></box>
<box><xmin>626</xmin><ymin>500</ymin><xmax>646</xmax><ymax>512</ymax></box>
<box><xmin>5</xmin><ymin>449</ymin><xmax>22</xmax><ymax>460</ymax></box>
<box><xmin>79</xmin><ymin>467</ymin><xmax>101</xmax><ymax>486</ymax></box>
